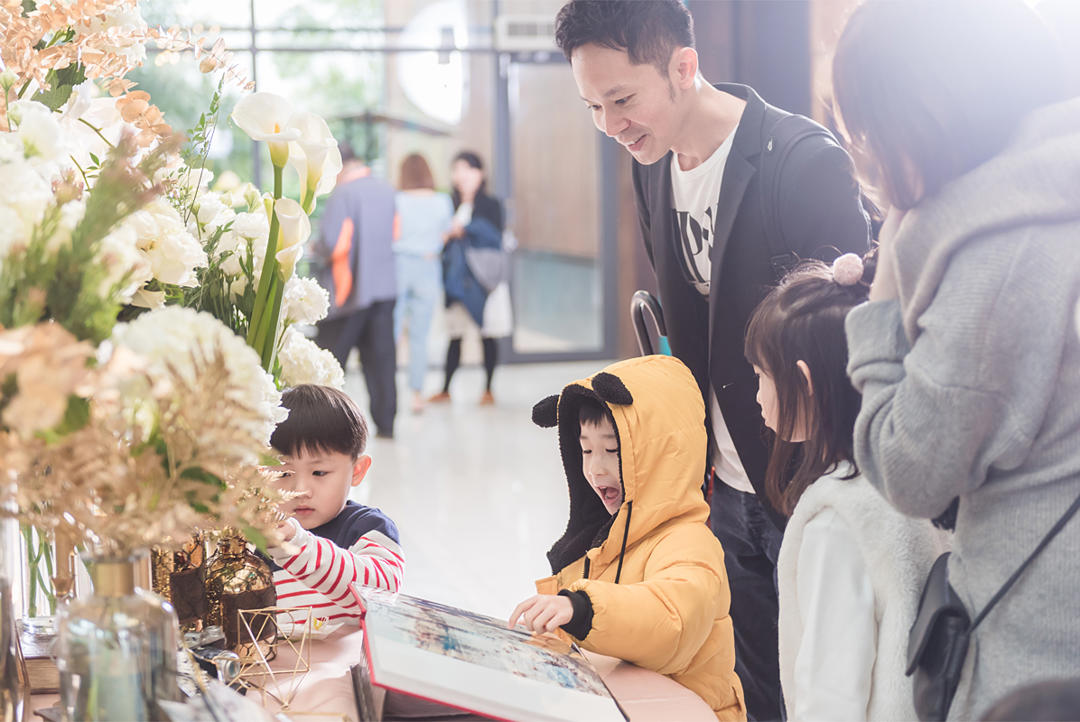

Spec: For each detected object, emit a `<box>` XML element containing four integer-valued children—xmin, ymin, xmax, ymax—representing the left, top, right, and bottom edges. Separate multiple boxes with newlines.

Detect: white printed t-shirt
<box><xmin>670</xmin><ymin>121</ymin><xmax>754</xmax><ymax>494</ymax></box>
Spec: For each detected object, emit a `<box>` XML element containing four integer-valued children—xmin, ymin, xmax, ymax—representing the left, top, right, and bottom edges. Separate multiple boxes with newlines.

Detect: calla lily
<box><xmin>231</xmin><ymin>93</ymin><xmax>301</xmax><ymax>168</ymax></box>
<box><xmin>276</xmin><ymin>243</ymin><xmax>304</xmax><ymax>281</ymax></box>
<box><xmin>273</xmin><ymin>198</ymin><xmax>311</xmax><ymax>281</ymax></box>
<box><xmin>286</xmin><ymin>112</ymin><xmax>342</xmax><ymax>213</ymax></box>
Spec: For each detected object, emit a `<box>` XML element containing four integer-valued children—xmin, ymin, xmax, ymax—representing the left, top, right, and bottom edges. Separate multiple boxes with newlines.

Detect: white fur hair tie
<box><xmin>831</xmin><ymin>253</ymin><xmax>864</xmax><ymax>286</ymax></box>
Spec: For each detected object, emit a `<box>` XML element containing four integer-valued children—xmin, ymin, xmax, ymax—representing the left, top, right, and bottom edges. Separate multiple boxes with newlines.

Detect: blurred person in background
<box><xmin>314</xmin><ymin>143</ymin><xmax>398</xmax><ymax>439</ymax></box>
<box><xmin>430</xmin><ymin>151</ymin><xmax>512</xmax><ymax>407</ymax></box>
<box><xmin>394</xmin><ymin>153</ymin><xmax>454</xmax><ymax>414</ymax></box>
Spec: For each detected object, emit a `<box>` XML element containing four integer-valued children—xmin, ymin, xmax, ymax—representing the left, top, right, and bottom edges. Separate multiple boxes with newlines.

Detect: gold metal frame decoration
<box><xmin>232</xmin><ymin>606</ymin><xmax>314</xmax><ymax>710</ymax></box>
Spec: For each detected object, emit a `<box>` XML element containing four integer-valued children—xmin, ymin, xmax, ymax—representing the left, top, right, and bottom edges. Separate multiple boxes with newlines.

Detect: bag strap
<box><xmin>971</xmin><ymin>488</ymin><xmax>1080</xmax><ymax>632</ymax></box>
<box><xmin>759</xmin><ymin>110</ymin><xmax>833</xmax><ymax>280</ymax></box>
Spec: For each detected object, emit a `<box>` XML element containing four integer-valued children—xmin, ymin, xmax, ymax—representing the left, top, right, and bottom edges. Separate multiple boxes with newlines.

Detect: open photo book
<box><xmin>349</xmin><ymin>586</ymin><xmax>628</xmax><ymax>722</ymax></box>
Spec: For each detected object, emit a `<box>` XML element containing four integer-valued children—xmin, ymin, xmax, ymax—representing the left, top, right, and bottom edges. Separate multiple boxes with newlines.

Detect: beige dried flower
<box><xmin>0</xmin><ymin>325</ymin><xmax>285</xmax><ymax>554</ymax></box>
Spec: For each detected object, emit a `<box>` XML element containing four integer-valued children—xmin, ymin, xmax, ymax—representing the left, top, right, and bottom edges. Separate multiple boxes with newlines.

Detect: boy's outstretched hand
<box><xmin>508</xmin><ymin>594</ymin><xmax>573</xmax><ymax>633</ymax></box>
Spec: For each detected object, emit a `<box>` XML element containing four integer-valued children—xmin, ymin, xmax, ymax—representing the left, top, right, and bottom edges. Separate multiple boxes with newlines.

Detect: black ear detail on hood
<box><xmin>592</xmin><ymin>372</ymin><xmax>633</xmax><ymax>406</ymax></box>
<box><xmin>532</xmin><ymin>394</ymin><xmax>560</xmax><ymax>428</ymax></box>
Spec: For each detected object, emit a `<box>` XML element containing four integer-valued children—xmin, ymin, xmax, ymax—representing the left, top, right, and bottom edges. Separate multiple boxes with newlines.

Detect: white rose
<box><xmin>97</xmin><ymin>220</ymin><xmax>152</xmax><ymax>302</ymax></box>
<box><xmin>0</xmin><ymin>157</ymin><xmax>54</xmax><ymax>253</ymax></box>
<box><xmin>282</xmin><ymin>275</ymin><xmax>330</xmax><ymax>325</ymax></box>
<box><xmin>232</xmin><ymin>210</ymin><xmax>269</xmax><ymax>242</ymax></box>
<box><xmin>194</xmin><ymin>192</ymin><xmax>235</xmax><ymax>235</ymax></box>
<box><xmin>128</xmin><ymin>199</ymin><xmax>208</xmax><ymax>287</ymax></box>
<box><xmin>278</xmin><ymin>326</ymin><xmax>345</xmax><ymax>389</ymax></box>
<box><xmin>9</xmin><ymin>100</ymin><xmax>66</xmax><ymax>166</ymax></box>
<box><xmin>216</xmin><ymin>232</ymin><xmax>246</xmax><ymax>277</ymax></box>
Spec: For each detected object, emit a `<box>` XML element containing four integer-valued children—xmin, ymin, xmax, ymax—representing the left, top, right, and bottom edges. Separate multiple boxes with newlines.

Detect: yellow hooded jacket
<box><xmin>531</xmin><ymin>355</ymin><xmax>745</xmax><ymax>721</ymax></box>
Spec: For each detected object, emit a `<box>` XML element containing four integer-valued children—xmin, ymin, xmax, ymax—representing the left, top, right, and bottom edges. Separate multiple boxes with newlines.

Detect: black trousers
<box><xmin>315</xmin><ymin>299</ymin><xmax>397</xmax><ymax>436</ymax></box>
<box><xmin>710</xmin><ymin>480</ymin><xmax>785</xmax><ymax>721</ymax></box>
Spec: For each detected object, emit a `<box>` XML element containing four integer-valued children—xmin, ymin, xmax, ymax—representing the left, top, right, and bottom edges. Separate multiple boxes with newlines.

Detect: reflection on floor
<box><xmin>343</xmin><ymin>359</ymin><xmax>612</xmax><ymax>620</ymax></box>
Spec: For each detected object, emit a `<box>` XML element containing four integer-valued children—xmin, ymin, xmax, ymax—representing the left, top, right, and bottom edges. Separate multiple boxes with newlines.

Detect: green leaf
<box><xmin>55</xmin><ymin>394</ymin><xmax>90</xmax><ymax>434</ymax></box>
<box><xmin>179</xmin><ymin>466</ymin><xmax>226</xmax><ymax>488</ymax></box>
<box><xmin>32</xmin><ymin>64</ymin><xmax>86</xmax><ymax>111</ymax></box>
<box><xmin>242</xmin><ymin>525</ymin><xmax>269</xmax><ymax>553</ymax></box>
<box><xmin>259</xmin><ymin>452</ymin><xmax>283</xmax><ymax>467</ymax></box>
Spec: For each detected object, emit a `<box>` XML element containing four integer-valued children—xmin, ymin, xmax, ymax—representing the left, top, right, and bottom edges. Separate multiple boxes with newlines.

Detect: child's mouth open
<box><xmin>595</xmin><ymin>483</ymin><xmax>621</xmax><ymax>504</ymax></box>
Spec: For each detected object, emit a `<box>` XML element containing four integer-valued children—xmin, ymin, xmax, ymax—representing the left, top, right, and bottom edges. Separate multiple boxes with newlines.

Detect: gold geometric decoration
<box><xmin>232</xmin><ymin>606</ymin><xmax>313</xmax><ymax>710</ymax></box>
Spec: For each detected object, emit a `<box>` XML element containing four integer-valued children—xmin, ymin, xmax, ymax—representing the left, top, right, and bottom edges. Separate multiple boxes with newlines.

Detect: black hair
<box><xmin>744</xmin><ymin>260</ymin><xmax>870</xmax><ymax>516</ymax></box>
<box><xmin>832</xmin><ymin>0</ymin><xmax>1066</xmax><ymax>211</ymax></box>
<box><xmin>578</xmin><ymin>395</ymin><xmax>609</xmax><ymax>429</ymax></box>
<box><xmin>555</xmin><ymin>0</ymin><xmax>694</xmax><ymax>75</ymax></box>
<box><xmin>451</xmin><ymin>150</ymin><xmax>488</xmax><ymax>207</ymax></box>
<box><xmin>269</xmin><ymin>384</ymin><xmax>368</xmax><ymax>459</ymax></box>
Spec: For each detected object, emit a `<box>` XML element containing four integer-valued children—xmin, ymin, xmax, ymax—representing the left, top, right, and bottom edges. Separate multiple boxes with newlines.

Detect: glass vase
<box><xmin>56</xmin><ymin>550</ymin><xmax>180</xmax><ymax>722</ymax></box>
<box><xmin>1</xmin><ymin>574</ymin><xmax>26</xmax><ymax>722</ymax></box>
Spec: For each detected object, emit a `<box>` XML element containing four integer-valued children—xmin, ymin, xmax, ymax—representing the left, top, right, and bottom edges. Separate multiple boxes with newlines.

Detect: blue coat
<box><xmin>442</xmin><ymin>216</ymin><xmax>502</xmax><ymax>325</ymax></box>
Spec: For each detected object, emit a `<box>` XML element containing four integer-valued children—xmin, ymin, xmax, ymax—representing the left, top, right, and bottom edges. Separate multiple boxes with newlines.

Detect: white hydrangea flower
<box><xmin>278</xmin><ymin>326</ymin><xmax>345</xmax><ymax>389</ymax></box>
<box><xmin>111</xmin><ymin>306</ymin><xmax>287</xmax><ymax>446</ymax></box>
<box><xmin>282</xmin><ymin>275</ymin><xmax>330</xmax><ymax>325</ymax></box>
<box><xmin>125</xmin><ymin>198</ymin><xmax>208</xmax><ymax>287</ymax></box>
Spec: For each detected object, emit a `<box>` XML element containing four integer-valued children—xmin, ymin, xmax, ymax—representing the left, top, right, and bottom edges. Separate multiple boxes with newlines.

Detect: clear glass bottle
<box><xmin>0</xmin><ymin>574</ymin><xmax>26</xmax><ymax>722</ymax></box>
<box><xmin>56</xmin><ymin>550</ymin><xmax>180</xmax><ymax>721</ymax></box>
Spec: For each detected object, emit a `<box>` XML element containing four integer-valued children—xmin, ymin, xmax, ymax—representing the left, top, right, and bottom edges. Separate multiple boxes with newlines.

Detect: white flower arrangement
<box><xmin>111</xmin><ymin>306</ymin><xmax>287</xmax><ymax>451</ymax></box>
<box><xmin>278</xmin><ymin>326</ymin><xmax>345</xmax><ymax>389</ymax></box>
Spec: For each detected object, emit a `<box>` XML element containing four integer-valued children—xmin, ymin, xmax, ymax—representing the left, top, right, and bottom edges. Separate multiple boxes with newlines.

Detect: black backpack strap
<box><xmin>758</xmin><ymin>110</ymin><xmax>834</xmax><ymax>280</ymax></box>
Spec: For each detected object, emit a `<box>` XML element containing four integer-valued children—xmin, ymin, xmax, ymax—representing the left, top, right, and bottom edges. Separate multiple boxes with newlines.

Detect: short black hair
<box><xmin>270</xmin><ymin>385</ymin><xmax>368</xmax><ymax>459</ymax></box>
<box><xmin>578</xmin><ymin>395</ymin><xmax>609</xmax><ymax>429</ymax></box>
<box><xmin>555</xmin><ymin>0</ymin><xmax>695</xmax><ymax>74</ymax></box>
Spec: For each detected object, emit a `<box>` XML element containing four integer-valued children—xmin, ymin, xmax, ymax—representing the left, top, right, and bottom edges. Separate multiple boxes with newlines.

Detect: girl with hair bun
<box><xmin>744</xmin><ymin>256</ymin><xmax>944</xmax><ymax>721</ymax></box>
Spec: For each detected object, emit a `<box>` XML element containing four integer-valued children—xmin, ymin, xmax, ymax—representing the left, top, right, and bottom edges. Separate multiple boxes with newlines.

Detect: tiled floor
<box><xmin>343</xmin><ymin>359</ymin><xmax>612</xmax><ymax>621</ymax></box>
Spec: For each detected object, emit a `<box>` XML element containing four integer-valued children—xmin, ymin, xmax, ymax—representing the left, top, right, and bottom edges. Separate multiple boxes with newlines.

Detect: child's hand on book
<box><xmin>508</xmin><ymin>594</ymin><xmax>573</xmax><ymax>633</ymax></box>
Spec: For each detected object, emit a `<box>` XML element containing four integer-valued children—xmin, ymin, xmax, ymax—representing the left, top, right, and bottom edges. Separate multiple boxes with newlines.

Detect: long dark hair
<box><xmin>451</xmin><ymin>150</ymin><xmax>487</xmax><ymax>207</ymax></box>
<box><xmin>832</xmin><ymin>0</ymin><xmax>1066</xmax><ymax>211</ymax></box>
<box><xmin>744</xmin><ymin>261</ymin><xmax>869</xmax><ymax>516</ymax></box>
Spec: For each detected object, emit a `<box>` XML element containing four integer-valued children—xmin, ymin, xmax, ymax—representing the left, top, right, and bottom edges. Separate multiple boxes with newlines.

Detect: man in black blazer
<box><xmin>555</xmin><ymin>2</ymin><xmax>870</xmax><ymax>719</ymax></box>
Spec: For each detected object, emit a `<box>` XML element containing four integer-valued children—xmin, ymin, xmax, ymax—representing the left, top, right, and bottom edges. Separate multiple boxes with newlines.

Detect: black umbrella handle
<box><xmin>630</xmin><ymin>290</ymin><xmax>669</xmax><ymax>357</ymax></box>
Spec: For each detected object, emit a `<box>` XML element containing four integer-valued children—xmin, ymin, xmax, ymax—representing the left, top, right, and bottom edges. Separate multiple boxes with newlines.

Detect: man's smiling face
<box><xmin>571</xmin><ymin>42</ymin><xmax>686</xmax><ymax>166</ymax></box>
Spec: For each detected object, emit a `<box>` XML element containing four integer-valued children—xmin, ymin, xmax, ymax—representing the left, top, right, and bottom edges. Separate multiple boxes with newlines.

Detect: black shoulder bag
<box><xmin>907</xmin><ymin>489</ymin><xmax>1080</xmax><ymax>721</ymax></box>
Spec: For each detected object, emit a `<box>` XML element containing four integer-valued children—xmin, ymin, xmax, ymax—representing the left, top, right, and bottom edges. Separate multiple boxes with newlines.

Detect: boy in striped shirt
<box><xmin>267</xmin><ymin>385</ymin><xmax>404</xmax><ymax>624</ymax></box>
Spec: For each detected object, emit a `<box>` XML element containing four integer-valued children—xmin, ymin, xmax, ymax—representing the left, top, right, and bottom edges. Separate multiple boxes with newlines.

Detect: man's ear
<box><xmin>671</xmin><ymin>46</ymin><xmax>699</xmax><ymax>90</ymax></box>
<box><xmin>351</xmin><ymin>455</ymin><xmax>373</xmax><ymax>487</ymax></box>
<box><xmin>796</xmin><ymin>360</ymin><xmax>814</xmax><ymax>398</ymax></box>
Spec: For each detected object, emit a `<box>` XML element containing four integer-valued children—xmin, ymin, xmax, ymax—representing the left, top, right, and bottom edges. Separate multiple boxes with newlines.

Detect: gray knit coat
<box><xmin>845</xmin><ymin>96</ymin><xmax>1080</xmax><ymax>720</ymax></box>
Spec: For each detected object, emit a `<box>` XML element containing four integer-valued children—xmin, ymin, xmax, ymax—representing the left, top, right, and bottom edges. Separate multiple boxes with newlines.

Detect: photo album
<box><xmin>349</xmin><ymin>587</ymin><xmax>628</xmax><ymax>722</ymax></box>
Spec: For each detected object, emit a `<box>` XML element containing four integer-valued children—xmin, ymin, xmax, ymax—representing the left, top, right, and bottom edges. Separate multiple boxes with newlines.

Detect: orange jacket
<box><xmin>532</xmin><ymin>355</ymin><xmax>745</xmax><ymax>721</ymax></box>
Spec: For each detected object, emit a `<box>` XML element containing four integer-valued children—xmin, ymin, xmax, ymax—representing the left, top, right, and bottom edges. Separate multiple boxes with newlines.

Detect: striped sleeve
<box><xmin>269</xmin><ymin>521</ymin><xmax>405</xmax><ymax>622</ymax></box>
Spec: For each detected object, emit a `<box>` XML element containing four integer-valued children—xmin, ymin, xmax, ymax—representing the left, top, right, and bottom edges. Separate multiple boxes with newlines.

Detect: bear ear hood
<box><xmin>531</xmin><ymin>394</ymin><xmax>559</xmax><ymax>428</ymax></box>
<box><xmin>538</xmin><ymin>355</ymin><xmax>710</xmax><ymax>574</ymax></box>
